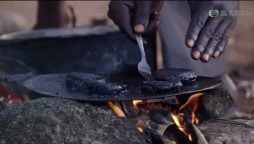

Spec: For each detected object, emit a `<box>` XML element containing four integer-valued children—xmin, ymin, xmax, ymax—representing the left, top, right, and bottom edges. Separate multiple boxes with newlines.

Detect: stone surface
<box><xmin>200</xmin><ymin>88</ymin><xmax>234</xmax><ymax>119</ymax></box>
<box><xmin>0</xmin><ymin>103</ymin><xmax>6</xmax><ymax>112</ymax></box>
<box><xmin>198</xmin><ymin>120</ymin><xmax>254</xmax><ymax>144</ymax></box>
<box><xmin>0</xmin><ymin>98</ymin><xmax>147</xmax><ymax>144</ymax></box>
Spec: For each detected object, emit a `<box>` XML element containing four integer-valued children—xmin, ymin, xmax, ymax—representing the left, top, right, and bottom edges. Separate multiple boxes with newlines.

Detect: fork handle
<box><xmin>136</xmin><ymin>35</ymin><xmax>146</xmax><ymax>59</ymax></box>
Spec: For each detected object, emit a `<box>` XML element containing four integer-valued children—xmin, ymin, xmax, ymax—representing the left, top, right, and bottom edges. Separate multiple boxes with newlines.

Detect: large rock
<box><xmin>199</xmin><ymin>88</ymin><xmax>234</xmax><ymax>119</ymax></box>
<box><xmin>0</xmin><ymin>98</ymin><xmax>147</xmax><ymax>144</ymax></box>
<box><xmin>198</xmin><ymin>120</ymin><xmax>254</xmax><ymax>144</ymax></box>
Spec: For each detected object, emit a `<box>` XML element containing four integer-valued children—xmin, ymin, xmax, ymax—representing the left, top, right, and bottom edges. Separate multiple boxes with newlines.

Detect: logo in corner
<box><xmin>209</xmin><ymin>10</ymin><xmax>219</xmax><ymax>17</ymax></box>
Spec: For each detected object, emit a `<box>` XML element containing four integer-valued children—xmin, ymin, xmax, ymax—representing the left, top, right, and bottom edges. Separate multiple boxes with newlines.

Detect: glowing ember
<box><xmin>108</xmin><ymin>101</ymin><xmax>126</xmax><ymax>117</ymax></box>
<box><xmin>136</xmin><ymin>119</ymin><xmax>145</xmax><ymax>133</ymax></box>
<box><xmin>132</xmin><ymin>100</ymin><xmax>143</xmax><ymax>108</ymax></box>
<box><xmin>0</xmin><ymin>84</ymin><xmax>22</xmax><ymax>105</ymax></box>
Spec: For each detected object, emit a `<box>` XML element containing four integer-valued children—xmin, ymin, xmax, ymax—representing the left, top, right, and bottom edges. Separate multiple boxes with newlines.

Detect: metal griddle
<box><xmin>23</xmin><ymin>72</ymin><xmax>222</xmax><ymax>102</ymax></box>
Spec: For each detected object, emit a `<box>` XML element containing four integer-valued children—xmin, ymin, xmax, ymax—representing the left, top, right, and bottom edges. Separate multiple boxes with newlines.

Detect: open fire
<box><xmin>170</xmin><ymin>111</ymin><xmax>193</xmax><ymax>141</ymax></box>
<box><xmin>109</xmin><ymin>92</ymin><xmax>204</xmax><ymax>143</ymax></box>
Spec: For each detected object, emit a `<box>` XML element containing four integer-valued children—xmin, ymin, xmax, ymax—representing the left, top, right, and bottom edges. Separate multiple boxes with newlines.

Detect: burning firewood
<box><xmin>107</xmin><ymin>101</ymin><xmax>126</xmax><ymax>117</ymax></box>
<box><xmin>178</xmin><ymin>93</ymin><xmax>204</xmax><ymax>124</ymax></box>
<box><xmin>107</xmin><ymin>92</ymin><xmax>209</xmax><ymax>144</ymax></box>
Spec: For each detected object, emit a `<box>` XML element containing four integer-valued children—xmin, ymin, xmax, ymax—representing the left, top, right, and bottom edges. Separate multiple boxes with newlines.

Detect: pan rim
<box><xmin>23</xmin><ymin>73</ymin><xmax>222</xmax><ymax>102</ymax></box>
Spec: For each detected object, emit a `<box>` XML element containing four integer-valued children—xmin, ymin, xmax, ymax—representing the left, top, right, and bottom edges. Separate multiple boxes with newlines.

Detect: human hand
<box><xmin>108</xmin><ymin>0</ymin><xmax>164</xmax><ymax>41</ymax></box>
<box><xmin>186</xmin><ymin>1</ymin><xmax>239</xmax><ymax>62</ymax></box>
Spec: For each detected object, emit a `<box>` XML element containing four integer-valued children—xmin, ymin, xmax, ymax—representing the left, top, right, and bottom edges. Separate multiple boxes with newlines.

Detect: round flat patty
<box><xmin>153</xmin><ymin>68</ymin><xmax>197</xmax><ymax>83</ymax></box>
<box><xmin>66</xmin><ymin>73</ymin><xmax>126</xmax><ymax>94</ymax></box>
<box><xmin>141</xmin><ymin>80</ymin><xmax>183</xmax><ymax>93</ymax></box>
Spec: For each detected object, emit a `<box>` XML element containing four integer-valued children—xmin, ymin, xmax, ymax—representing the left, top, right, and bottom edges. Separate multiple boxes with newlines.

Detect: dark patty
<box><xmin>153</xmin><ymin>68</ymin><xmax>197</xmax><ymax>83</ymax></box>
<box><xmin>66</xmin><ymin>73</ymin><xmax>127</xmax><ymax>95</ymax></box>
<box><xmin>141</xmin><ymin>80</ymin><xmax>183</xmax><ymax>93</ymax></box>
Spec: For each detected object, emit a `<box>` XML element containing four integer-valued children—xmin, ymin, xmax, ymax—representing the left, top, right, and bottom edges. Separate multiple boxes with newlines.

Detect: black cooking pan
<box><xmin>0</xmin><ymin>26</ymin><xmax>156</xmax><ymax>75</ymax></box>
<box><xmin>23</xmin><ymin>71</ymin><xmax>222</xmax><ymax>102</ymax></box>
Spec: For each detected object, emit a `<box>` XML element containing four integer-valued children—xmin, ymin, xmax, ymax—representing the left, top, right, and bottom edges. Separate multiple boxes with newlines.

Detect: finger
<box><xmin>108</xmin><ymin>1</ymin><xmax>135</xmax><ymax>40</ymax></box>
<box><xmin>204</xmin><ymin>20</ymin><xmax>231</xmax><ymax>59</ymax></box>
<box><xmin>214</xmin><ymin>18</ymin><xmax>236</xmax><ymax>58</ymax></box>
<box><xmin>142</xmin><ymin>1</ymin><xmax>164</xmax><ymax>34</ymax></box>
<box><xmin>200</xmin><ymin>19</ymin><xmax>229</xmax><ymax>62</ymax></box>
<box><xmin>185</xmin><ymin>6</ymin><xmax>210</xmax><ymax>48</ymax></box>
<box><xmin>134</xmin><ymin>1</ymin><xmax>152</xmax><ymax>33</ymax></box>
<box><xmin>150</xmin><ymin>0</ymin><xmax>164</xmax><ymax>12</ymax></box>
<box><xmin>191</xmin><ymin>17</ymin><xmax>223</xmax><ymax>61</ymax></box>
<box><xmin>145</xmin><ymin>12</ymin><xmax>161</xmax><ymax>34</ymax></box>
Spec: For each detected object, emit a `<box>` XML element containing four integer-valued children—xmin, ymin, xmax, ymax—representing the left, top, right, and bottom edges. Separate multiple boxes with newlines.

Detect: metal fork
<box><xmin>136</xmin><ymin>35</ymin><xmax>153</xmax><ymax>80</ymax></box>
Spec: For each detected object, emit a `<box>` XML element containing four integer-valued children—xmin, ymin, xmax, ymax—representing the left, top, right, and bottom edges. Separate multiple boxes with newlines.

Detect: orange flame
<box><xmin>108</xmin><ymin>101</ymin><xmax>126</xmax><ymax>117</ymax></box>
<box><xmin>109</xmin><ymin>92</ymin><xmax>204</xmax><ymax>140</ymax></box>
<box><xmin>170</xmin><ymin>112</ymin><xmax>192</xmax><ymax>141</ymax></box>
<box><xmin>179</xmin><ymin>93</ymin><xmax>204</xmax><ymax>124</ymax></box>
<box><xmin>132</xmin><ymin>100</ymin><xmax>143</xmax><ymax>108</ymax></box>
<box><xmin>170</xmin><ymin>93</ymin><xmax>204</xmax><ymax>141</ymax></box>
<box><xmin>191</xmin><ymin>112</ymin><xmax>199</xmax><ymax>125</ymax></box>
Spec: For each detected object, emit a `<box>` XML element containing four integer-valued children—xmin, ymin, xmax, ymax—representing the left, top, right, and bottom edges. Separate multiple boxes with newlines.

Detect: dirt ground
<box><xmin>228</xmin><ymin>1</ymin><xmax>254</xmax><ymax>69</ymax></box>
<box><xmin>0</xmin><ymin>1</ymin><xmax>253</xmax><ymax>72</ymax></box>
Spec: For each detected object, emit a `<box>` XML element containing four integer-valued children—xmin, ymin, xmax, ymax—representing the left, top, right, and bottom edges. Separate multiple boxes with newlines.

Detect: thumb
<box><xmin>134</xmin><ymin>1</ymin><xmax>151</xmax><ymax>33</ymax></box>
